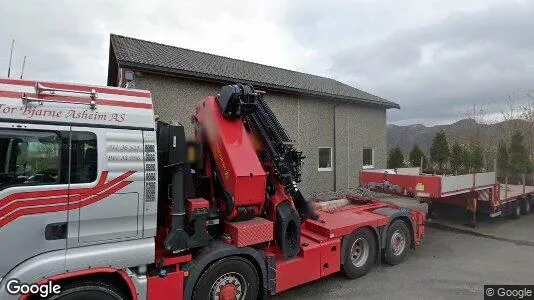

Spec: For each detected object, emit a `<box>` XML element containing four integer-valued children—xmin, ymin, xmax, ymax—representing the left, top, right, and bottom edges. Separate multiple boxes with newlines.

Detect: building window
<box><xmin>363</xmin><ymin>148</ymin><xmax>374</xmax><ymax>169</ymax></box>
<box><xmin>318</xmin><ymin>147</ymin><xmax>333</xmax><ymax>171</ymax></box>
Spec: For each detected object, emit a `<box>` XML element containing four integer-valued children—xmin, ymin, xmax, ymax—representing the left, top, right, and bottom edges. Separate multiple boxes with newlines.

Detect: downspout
<box><xmin>333</xmin><ymin>103</ymin><xmax>342</xmax><ymax>191</ymax></box>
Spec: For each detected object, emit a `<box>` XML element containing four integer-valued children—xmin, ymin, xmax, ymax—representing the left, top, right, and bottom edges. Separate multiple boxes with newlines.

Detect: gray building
<box><xmin>107</xmin><ymin>34</ymin><xmax>399</xmax><ymax>195</ymax></box>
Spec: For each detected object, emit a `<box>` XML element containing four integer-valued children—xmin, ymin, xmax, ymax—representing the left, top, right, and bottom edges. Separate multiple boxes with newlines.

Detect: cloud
<box><xmin>0</xmin><ymin>0</ymin><xmax>305</xmax><ymax>85</ymax></box>
<box><xmin>283</xmin><ymin>0</ymin><xmax>534</xmax><ymax>124</ymax></box>
<box><xmin>1</xmin><ymin>0</ymin><xmax>533</xmax><ymax>125</ymax></box>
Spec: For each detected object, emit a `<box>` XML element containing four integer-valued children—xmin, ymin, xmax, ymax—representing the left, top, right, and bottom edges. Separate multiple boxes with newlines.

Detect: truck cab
<box><xmin>0</xmin><ymin>78</ymin><xmax>158</xmax><ymax>299</ymax></box>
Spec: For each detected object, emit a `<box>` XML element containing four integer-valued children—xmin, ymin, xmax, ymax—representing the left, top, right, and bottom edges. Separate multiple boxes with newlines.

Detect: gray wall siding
<box><xmin>135</xmin><ymin>73</ymin><xmax>221</xmax><ymax>135</ymax></box>
<box><xmin>347</xmin><ymin>105</ymin><xmax>387</xmax><ymax>187</ymax></box>
<box><xmin>134</xmin><ymin>72</ymin><xmax>387</xmax><ymax>195</ymax></box>
<box><xmin>256</xmin><ymin>94</ymin><xmax>336</xmax><ymax>194</ymax></box>
<box><xmin>334</xmin><ymin>104</ymin><xmax>350</xmax><ymax>190</ymax></box>
<box><xmin>297</xmin><ymin>98</ymin><xmax>336</xmax><ymax>194</ymax></box>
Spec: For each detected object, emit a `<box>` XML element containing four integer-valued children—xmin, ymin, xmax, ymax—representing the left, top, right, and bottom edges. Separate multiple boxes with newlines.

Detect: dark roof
<box><xmin>108</xmin><ymin>34</ymin><xmax>399</xmax><ymax>109</ymax></box>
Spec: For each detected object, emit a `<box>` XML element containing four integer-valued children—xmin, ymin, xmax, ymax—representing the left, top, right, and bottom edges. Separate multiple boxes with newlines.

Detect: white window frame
<box><xmin>318</xmin><ymin>147</ymin><xmax>333</xmax><ymax>172</ymax></box>
<box><xmin>362</xmin><ymin>148</ymin><xmax>374</xmax><ymax>169</ymax></box>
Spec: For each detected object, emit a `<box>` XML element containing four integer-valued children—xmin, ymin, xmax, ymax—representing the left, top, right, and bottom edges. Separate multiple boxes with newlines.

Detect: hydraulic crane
<box><xmin>187</xmin><ymin>83</ymin><xmax>316</xmax><ymax>258</ymax></box>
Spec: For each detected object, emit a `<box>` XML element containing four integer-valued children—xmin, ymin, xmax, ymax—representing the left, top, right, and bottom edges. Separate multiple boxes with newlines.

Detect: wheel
<box><xmin>383</xmin><ymin>220</ymin><xmax>411</xmax><ymax>265</ymax></box>
<box><xmin>193</xmin><ymin>257</ymin><xmax>259</xmax><ymax>300</ymax></box>
<box><xmin>521</xmin><ymin>198</ymin><xmax>531</xmax><ymax>215</ymax></box>
<box><xmin>341</xmin><ymin>228</ymin><xmax>377</xmax><ymax>279</ymax></box>
<box><xmin>511</xmin><ymin>201</ymin><xmax>521</xmax><ymax>219</ymax></box>
<box><xmin>47</xmin><ymin>281</ymin><xmax>126</xmax><ymax>300</ymax></box>
<box><xmin>427</xmin><ymin>202</ymin><xmax>438</xmax><ymax>220</ymax></box>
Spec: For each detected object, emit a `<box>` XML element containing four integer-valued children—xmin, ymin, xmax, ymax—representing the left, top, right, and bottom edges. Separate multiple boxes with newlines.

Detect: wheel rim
<box><xmin>210</xmin><ymin>272</ymin><xmax>247</xmax><ymax>300</ymax></box>
<box><xmin>350</xmin><ymin>237</ymin><xmax>370</xmax><ymax>267</ymax></box>
<box><xmin>49</xmin><ymin>289</ymin><xmax>121</xmax><ymax>300</ymax></box>
<box><xmin>391</xmin><ymin>230</ymin><xmax>406</xmax><ymax>256</ymax></box>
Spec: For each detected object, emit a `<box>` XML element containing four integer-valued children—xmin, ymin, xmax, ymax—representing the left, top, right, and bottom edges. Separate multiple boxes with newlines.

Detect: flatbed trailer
<box><xmin>360</xmin><ymin>168</ymin><xmax>534</xmax><ymax>218</ymax></box>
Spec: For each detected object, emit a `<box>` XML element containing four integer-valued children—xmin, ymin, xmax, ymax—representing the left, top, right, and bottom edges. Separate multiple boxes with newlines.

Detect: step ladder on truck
<box><xmin>0</xmin><ymin>78</ymin><xmax>425</xmax><ymax>300</ymax></box>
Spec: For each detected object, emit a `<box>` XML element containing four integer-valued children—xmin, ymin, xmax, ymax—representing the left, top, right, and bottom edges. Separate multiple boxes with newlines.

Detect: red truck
<box><xmin>0</xmin><ymin>79</ymin><xmax>425</xmax><ymax>300</ymax></box>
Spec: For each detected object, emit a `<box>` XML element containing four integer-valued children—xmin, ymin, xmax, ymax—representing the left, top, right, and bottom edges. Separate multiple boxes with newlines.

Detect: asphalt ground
<box><xmin>273</xmin><ymin>209</ymin><xmax>534</xmax><ymax>300</ymax></box>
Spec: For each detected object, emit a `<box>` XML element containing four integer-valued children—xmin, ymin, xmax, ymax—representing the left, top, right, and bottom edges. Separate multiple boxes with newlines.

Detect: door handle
<box><xmin>45</xmin><ymin>222</ymin><xmax>68</xmax><ymax>240</ymax></box>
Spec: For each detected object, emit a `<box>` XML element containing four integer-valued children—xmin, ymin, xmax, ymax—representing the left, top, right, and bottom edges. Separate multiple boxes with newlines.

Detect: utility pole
<box><xmin>20</xmin><ymin>56</ymin><xmax>26</xmax><ymax>79</ymax></box>
<box><xmin>420</xmin><ymin>156</ymin><xmax>423</xmax><ymax>174</ymax></box>
<box><xmin>7</xmin><ymin>39</ymin><xmax>14</xmax><ymax>78</ymax></box>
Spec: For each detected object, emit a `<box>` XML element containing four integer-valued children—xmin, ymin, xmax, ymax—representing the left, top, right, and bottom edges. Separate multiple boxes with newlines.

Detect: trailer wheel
<box><xmin>341</xmin><ymin>228</ymin><xmax>377</xmax><ymax>279</ymax></box>
<box><xmin>383</xmin><ymin>220</ymin><xmax>410</xmax><ymax>265</ymax></box>
<box><xmin>47</xmin><ymin>281</ymin><xmax>126</xmax><ymax>300</ymax></box>
<box><xmin>511</xmin><ymin>201</ymin><xmax>521</xmax><ymax>219</ymax></box>
<box><xmin>193</xmin><ymin>256</ymin><xmax>259</xmax><ymax>300</ymax></box>
<box><xmin>521</xmin><ymin>197</ymin><xmax>531</xmax><ymax>215</ymax></box>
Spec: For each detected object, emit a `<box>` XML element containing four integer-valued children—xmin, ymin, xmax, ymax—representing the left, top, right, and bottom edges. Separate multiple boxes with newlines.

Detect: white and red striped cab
<box><xmin>0</xmin><ymin>78</ymin><xmax>154</xmax><ymax>130</ymax></box>
<box><xmin>0</xmin><ymin>77</ymin><xmax>158</xmax><ymax>296</ymax></box>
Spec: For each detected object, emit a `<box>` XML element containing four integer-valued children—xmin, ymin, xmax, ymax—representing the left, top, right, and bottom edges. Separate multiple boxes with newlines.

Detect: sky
<box><xmin>1</xmin><ymin>0</ymin><xmax>533</xmax><ymax>125</ymax></box>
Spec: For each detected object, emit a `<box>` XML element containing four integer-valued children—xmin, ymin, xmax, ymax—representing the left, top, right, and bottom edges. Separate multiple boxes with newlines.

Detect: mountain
<box><xmin>388</xmin><ymin>119</ymin><xmax>531</xmax><ymax>153</ymax></box>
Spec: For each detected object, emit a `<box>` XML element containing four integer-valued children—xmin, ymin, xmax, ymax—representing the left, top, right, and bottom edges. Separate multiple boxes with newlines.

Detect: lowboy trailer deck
<box><xmin>360</xmin><ymin>168</ymin><xmax>534</xmax><ymax>219</ymax></box>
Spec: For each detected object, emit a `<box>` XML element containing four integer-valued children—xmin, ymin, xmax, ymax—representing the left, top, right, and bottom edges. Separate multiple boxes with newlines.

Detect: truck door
<box><xmin>67</xmin><ymin>127</ymin><xmax>143</xmax><ymax>246</ymax></box>
<box><xmin>0</xmin><ymin>123</ymin><xmax>70</xmax><ymax>279</ymax></box>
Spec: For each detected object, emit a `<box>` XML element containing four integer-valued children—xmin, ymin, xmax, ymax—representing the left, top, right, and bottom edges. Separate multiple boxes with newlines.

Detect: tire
<box><xmin>341</xmin><ymin>228</ymin><xmax>377</xmax><ymax>279</ymax></box>
<box><xmin>193</xmin><ymin>256</ymin><xmax>259</xmax><ymax>300</ymax></box>
<box><xmin>383</xmin><ymin>220</ymin><xmax>411</xmax><ymax>265</ymax></box>
<box><xmin>511</xmin><ymin>201</ymin><xmax>521</xmax><ymax>219</ymax></box>
<box><xmin>47</xmin><ymin>281</ymin><xmax>126</xmax><ymax>300</ymax></box>
<box><xmin>521</xmin><ymin>198</ymin><xmax>531</xmax><ymax>215</ymax></box>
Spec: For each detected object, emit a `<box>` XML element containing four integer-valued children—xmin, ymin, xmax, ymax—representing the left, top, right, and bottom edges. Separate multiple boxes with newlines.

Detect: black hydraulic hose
<box><xmin>255</xmin><ymin>98</ymin><xmax>284</xmax><ymax>140</ymax></box>
<box><xmin>260</xmin><ymin>109</ymin><xmax>288</xmax><ymax>143</ymax></box>
<box><xmin>249</xmin><ymin>114</ymin><xmax>279</xmax><ymax>159</ymax></box>
<box><xmin>243</xmin><ymin>96</ymin><xmax>316</xmax><ymax>220</ymax></box>
<box><xmin>255</xmin><ymin>108</ymin><xmax>282</xmax><ymax>143</ymax></box>
<box><xmin>257</xmin><ymin>96</ymin><xmax>290</xmax><ymax>141</ymax></box>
